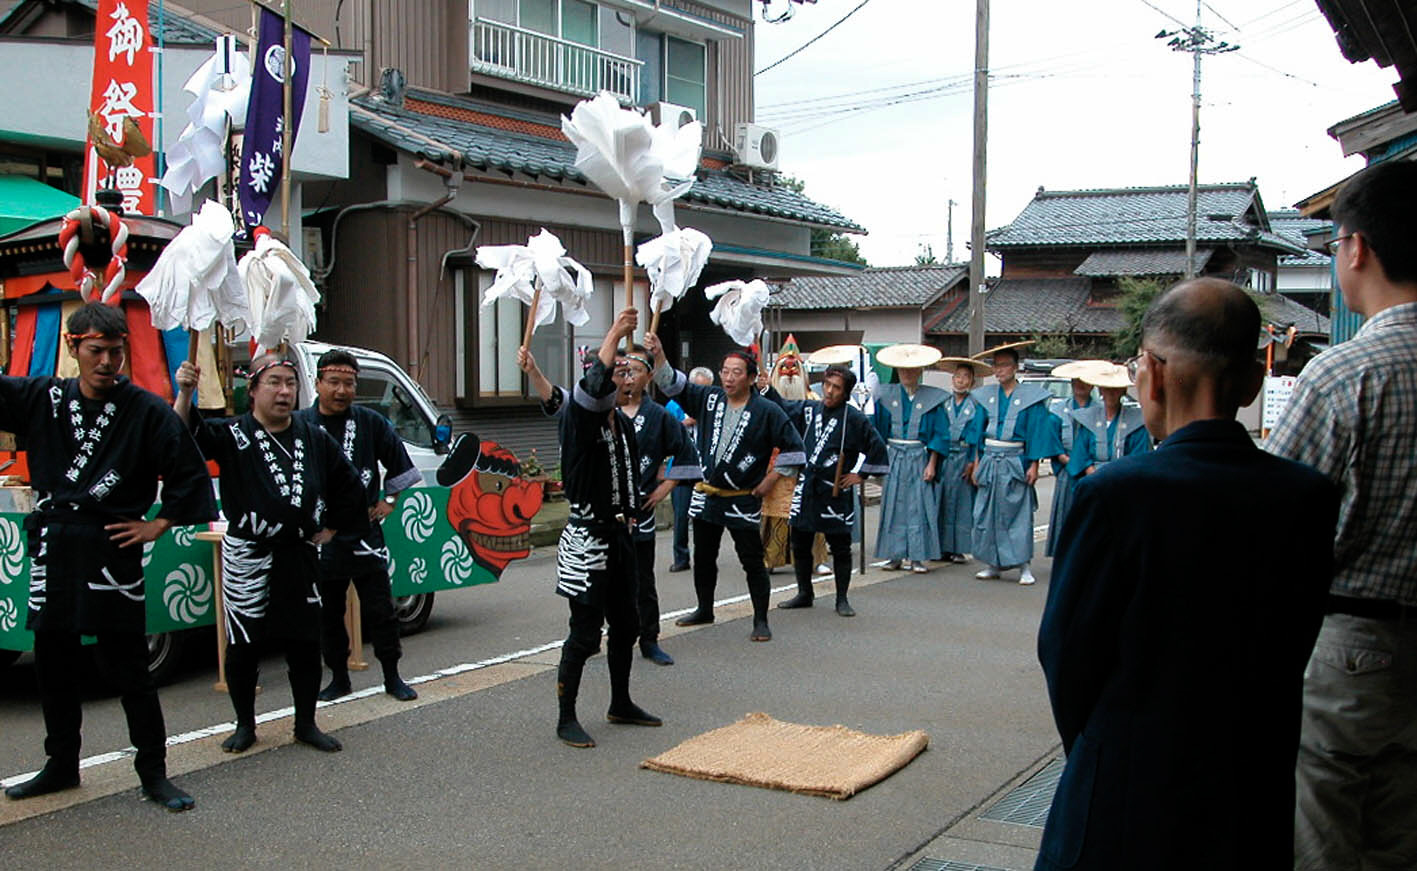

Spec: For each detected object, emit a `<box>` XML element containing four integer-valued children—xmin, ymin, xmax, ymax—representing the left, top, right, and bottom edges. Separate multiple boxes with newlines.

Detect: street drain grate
<box><xmin>908</xmin><ymin>860</ymin><xmax>1015</xmax><ymax>871</ymax></box>
<box><xmin>978</xmin><ymin>756</ymin><xmax>1064</xmax><ymax>828</ymax></box>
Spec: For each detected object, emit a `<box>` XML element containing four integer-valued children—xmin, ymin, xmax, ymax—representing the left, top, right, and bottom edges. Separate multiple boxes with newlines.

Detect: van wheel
<box><xmin>145</xmin><ymin>632</ymin><xmax>186</xmax><ymax>686</ymax></box>
<box><xmin>393</xmin><ymin>592</ymin><xmax>434</xmax><ymax>636</ymax></box>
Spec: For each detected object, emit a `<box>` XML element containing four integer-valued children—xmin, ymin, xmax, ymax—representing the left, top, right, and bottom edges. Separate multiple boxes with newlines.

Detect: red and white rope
<box><xmin>58</xmin><ymin>206</ymin><xmax>128</xmax><ymax>304</ymax></box>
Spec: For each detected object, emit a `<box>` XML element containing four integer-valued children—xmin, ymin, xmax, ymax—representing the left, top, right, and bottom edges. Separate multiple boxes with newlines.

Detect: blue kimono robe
<box><xmin>1044</xmin><ymin>396</ymin><xmax>1091</xmax><ymax>558</ymax></box>
<box><xmin>872</xmin><ymin>383</ymin><xmax>950</xmax><ymax>562</ymax></box>
<box><xmin>654</xmin><ymin>366</ymin><xmax>805</xmax><ymax>531</ymax></box>
<box><xmin>1065</xmin><ymin>404</ymin><xmax>1152</xmax><ymax>479</ymax></box>
<box><xmin>969</xmin><ymin>381</ymin><xmax>1063</xmax><ymax>568</ymax></box>
<box><xmin>939</xmin><ymin>393</ymin><xmax>984</xmax><ymax>554</ymax></box>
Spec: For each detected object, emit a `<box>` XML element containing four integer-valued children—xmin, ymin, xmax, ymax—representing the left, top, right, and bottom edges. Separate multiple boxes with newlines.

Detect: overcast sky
<box><xmin>749</xmin><ymin>0</ymin><xmax>1398</xmax><ymax>267</ymax></box>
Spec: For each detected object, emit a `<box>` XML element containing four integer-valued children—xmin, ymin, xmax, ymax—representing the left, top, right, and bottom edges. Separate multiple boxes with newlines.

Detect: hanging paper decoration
<box><xmin>704</xmin><ymin>279</ymin><xmax>771</xmax><ymax>347</ymax></box>
<box><xmin>160</xmin><ymin>35</ymin><xmax>252</xmax><ymax>215</ymax></box>
<box><xmin>240</xmin><ymin>226</ymin><xmax>320</xmax><ymax>352</ymax></box>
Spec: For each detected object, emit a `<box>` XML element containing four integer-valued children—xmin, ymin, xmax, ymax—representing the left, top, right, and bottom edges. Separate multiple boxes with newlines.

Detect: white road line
<box><xmin>1</xmin><ymin>582</ymin><xmax>804</xmax><ymax>789</ymax></box>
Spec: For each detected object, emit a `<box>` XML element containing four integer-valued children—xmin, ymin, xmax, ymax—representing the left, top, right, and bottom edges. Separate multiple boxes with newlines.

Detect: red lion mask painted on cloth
<box><xmin>444</xmin><ymin>439</ymin><xmax>544</xmax><ymax>577</ymax></box>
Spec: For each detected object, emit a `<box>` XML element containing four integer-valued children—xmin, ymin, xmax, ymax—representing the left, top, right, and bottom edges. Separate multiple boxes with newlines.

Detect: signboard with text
<box><xmin>1263</xmin><ymin>375</ymin><xmax>1297</xmax><ymax>431</ymax></box>
<box><xmin>83</xmin><ymin>0</ymin><xmax>156</xmax><ymax>214</ymax></box>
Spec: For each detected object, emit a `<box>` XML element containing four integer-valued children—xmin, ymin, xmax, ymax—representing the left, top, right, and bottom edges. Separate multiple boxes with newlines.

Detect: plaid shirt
<box><xmin>1266</xmin><ymin>302</ymin><xmax>1417</xmax><ymax>605</ymax></box>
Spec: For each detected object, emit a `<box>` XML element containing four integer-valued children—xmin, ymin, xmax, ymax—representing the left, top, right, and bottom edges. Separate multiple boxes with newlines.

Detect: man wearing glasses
<box><xmin>1036</xmin><ymin>278</ymin><xmax>1337</xmax><ymax>869</ymax></box>
<box><xmin>645</xmin><ymin>338</ymin><xmax>805</xmax><ymax>643</ymax></box>
<box><xmin>1267</xmin><ymin>161</ymin><xmax>1417</xmax><ymax>869</ymax></box>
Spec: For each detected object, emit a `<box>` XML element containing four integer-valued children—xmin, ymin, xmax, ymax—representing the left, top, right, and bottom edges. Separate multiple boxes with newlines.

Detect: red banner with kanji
<box><xmin>83</xmin><ymin>0</ymin><xmax>156</xmax><ymax>214</ymax></box>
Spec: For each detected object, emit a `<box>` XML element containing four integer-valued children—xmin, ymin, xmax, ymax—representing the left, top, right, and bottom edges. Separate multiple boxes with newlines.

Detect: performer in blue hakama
<box><xmin>935</xmin><ymin>357</ymin><xmax>989</xmax><ymax>563</ymax></box>
<box><xmin>872</xmin><ymin>344</ymin><xmax>951</xmax><ymax>573</ymax></box>
<box><xmin>1065</xmin><ymin>363</ymin><xmax>1153</xmax><ymax>490</ymax></box>
<box><xmin>764</xmin><ymin>365</ymin><xmax>890</xmax><ymax>616</ymax></box>
<box><xmin>1043</xmin><ymin>364</ymin><xmax>1101</xmax><ymax>559</ymax></box>
<box><xmin>969</xmin><ymin>344</ymin><xmax>1063</xmax><ymax>585</ymax></box>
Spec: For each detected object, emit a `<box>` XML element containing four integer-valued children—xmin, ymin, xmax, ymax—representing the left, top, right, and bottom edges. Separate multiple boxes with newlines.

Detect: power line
<box><xmin>1202</xmin><ymin>1</ymin><xmax>1241</xmax><ymax>31</ymax></box>
<box><xmin>755</xmin><ymin>0</ymin><xmax>877</xmax><ymax>76</ymax></box>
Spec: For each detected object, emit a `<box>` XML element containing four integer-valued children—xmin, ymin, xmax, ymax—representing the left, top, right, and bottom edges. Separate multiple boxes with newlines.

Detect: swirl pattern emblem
<box><xmin>0</xmin><ymin>597</ymin><xmax>17</xmax><ymax>631</ymax></box>
<box><xmin>0</xmin><ymin>517</ymin><xmax>22</xmax><ymax>583</ymax></box>
<box><xmin>440</xmin><ymin>537</ymin><xmax>473</xmax><ymax>585</ymax></box>
<box><xmin>409</xmin><ymin>557</ymin><xmax>428</xmax><ymax>586</ymax></box>
<box><xmin>162</xmin><ymin>564</ymin><xmax>212</xmax><ymax>624</ymax></box>
<box><xmin>141</xmin><ymin>539</ymin><xmax>155</xmax><ymax>568</ymax></box>
<box><xmin>401</xmin><ymin>491</ymin><xmax>436</xmax><ymax>543</ymax></box>
<box><xmin>172</xmin><ymin>525</ymin><xmax>196</xmax><ymax>548</ymax></box>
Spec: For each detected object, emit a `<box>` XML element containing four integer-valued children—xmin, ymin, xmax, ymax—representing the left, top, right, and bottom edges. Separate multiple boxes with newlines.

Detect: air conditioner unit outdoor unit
<box><xmin>734</xmin><ymin>123</ymin><xmax>780</xmax><ymax>171</ymax></box>
<box><xmin>648</xmin><ymin>101</ymin><xmax>697</xmax><ymax>129</ymax></box>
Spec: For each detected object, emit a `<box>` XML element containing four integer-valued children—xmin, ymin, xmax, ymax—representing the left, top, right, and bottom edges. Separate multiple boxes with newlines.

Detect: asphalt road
<box><xmin>0</xmin><ymin>478</ymin><xmax>1064</xmax><ymax>870</ymax></box>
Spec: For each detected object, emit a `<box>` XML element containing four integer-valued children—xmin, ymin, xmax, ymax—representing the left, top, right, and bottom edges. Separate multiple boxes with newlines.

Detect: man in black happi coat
<box><xmin>176</xmin><ymin>354</ymin><xmax>367</xmax><ymax>755</ymax></box>
<box><xmin>298</xmin><ymin>349</ymin><xmax>423</xmax><ymax>703</ymax></box>
<box><xmin>3</xmin><ymin>303</ymin><xmax>216</xmax><ymax>812</ymax></box>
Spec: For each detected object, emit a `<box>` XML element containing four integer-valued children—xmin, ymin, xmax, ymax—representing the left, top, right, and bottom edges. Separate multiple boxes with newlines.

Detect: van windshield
<box><xmin>354</xmin><ymin>367</ymin><xmax>433</xmax><ymax>448</ymax></box>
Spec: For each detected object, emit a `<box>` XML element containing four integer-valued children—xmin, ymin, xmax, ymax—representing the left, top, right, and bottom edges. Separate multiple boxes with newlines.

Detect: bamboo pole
<box><xmin>279</xmin><ymin>0</ymin><xmax>292</xmax><ymax>240</ymax></box>
<box><xmin>522</xmin><ymin>279</ymin><xmax>542</xmax><ymax>350</ymax></box>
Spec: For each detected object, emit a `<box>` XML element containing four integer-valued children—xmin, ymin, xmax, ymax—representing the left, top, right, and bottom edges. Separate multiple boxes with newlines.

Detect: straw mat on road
<box><xmin>641</xmin><ymin>712</ymin><xmax>929</xmax><ymax>800</ymax></box>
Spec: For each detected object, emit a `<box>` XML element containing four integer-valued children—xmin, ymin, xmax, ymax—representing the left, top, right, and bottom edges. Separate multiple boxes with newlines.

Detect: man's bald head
<box><xmin>1136</xmin><ymin>278</ymin><xmax>1263</xmax><ymax>437</ymax></box>
<box><xmin>1142</xmin><ymin>278</ymin><xmax>1259</xmax><ymax>376</ymax></box>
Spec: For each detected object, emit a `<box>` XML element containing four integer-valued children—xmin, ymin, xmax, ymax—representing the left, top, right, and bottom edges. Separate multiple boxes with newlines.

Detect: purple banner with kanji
<box><xmin>238</xmin><ymin>6</ymin><xmax>310</xmax><ymax>233</ymax></box>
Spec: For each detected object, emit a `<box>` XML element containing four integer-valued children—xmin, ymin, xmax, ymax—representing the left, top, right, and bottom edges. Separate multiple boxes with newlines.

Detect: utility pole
<box><xmin>946</xmin><ymin>198</ymin><xmax>956</xmax><ymax>264</ymax></box>
<box><xmin>968</xmin><ymin>0</ymin><xmax>988</xmax><ymax>356</ymax></box>
<box><xmin>1158</xmin><ymin>3</ymin><xmax>1238</xmax><ymax>279</ymax></box>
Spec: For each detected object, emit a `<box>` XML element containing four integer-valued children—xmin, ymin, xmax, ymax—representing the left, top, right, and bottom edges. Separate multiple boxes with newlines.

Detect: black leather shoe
<box><xmin>668</xmin><ymin>562</ymin><xmax>690</xmax><ymax>573</ymax></box>
<box><xmin>835</xmin><ymin>599</ymin><xmax>856</xmax><ymax>617</ymax></box>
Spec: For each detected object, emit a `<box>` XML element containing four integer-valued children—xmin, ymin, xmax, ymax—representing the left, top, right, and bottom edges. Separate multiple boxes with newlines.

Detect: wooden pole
<box><xmin>967</xmin><ymin>0</ymin><xmax>989</xmax><ymax>356</ymax></box>
<box><xmin>622</xmin><ymin>242</ymin><xmax>634</xmax><ymax>350</ymax></box>
<box><xmin>187</xmin><ymin>327</ymin><xmax>201</xmax><ymax>364</ymax></box>
<box><xmin>649</xmin><ymin>299</ymin><xmax>663</xmax><ymax>336</ymax></box>
<box><xmin>279</xmin><ymin>0</ymin><xmax>292</xmax><ymax>240</ymax></box>
<box><xmin>522</xmin><ymin>280</ymin><xmax>542</xmax><ymax>350</ymax></box>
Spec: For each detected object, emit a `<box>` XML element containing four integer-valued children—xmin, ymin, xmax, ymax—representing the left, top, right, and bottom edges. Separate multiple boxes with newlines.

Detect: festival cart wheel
<box><xmin>144</xmin><ymin>631</ymin><xmax>187</xmax><ymax>686</ymax></box>
<box><xmin>393</xmin><ymin>592</ymin><xmax>435</xmax><ymax>636</ymax></box>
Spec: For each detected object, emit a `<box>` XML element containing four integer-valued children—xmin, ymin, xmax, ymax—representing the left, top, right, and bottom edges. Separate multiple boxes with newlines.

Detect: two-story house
<box><xmin>3</xmin><ymin>0</ymin><xmax>863</xmax><ymax>458</ymax></box>
<box><xmin>926</xmin><ymin>181</ymin><xmax>1308</xmax><ymax>357</ymax></box>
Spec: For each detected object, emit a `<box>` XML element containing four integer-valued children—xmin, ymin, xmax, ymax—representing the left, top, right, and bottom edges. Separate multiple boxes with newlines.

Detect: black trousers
<box><xmin>224</xmin><ymin>636</ymin><xmax>324</xmax><ymax>729</ymax></box>
<box><xmin>692</xmin><ymin>520</ymin><xmax>771</xmax><ymax>621</ymax></box>
<box><xmin>318</xmin><ymin>568</ymin><xmax>402</xmax><ymax>672</ymax></box>
<box><xmin>32</xmin><ymin>630</ymin><xmax>167</xmax><ymax>783</ymax></box>
<box><xmin>634</xmin><ymin>538</ymin><xmax>661</xmax><ymax>644</ymax></box>
<box><xmin>792</xmin><ymin>528</ymin><xmax>854</xmax><ymax>593</ymax></box>
<box><xmin>558</xmin><ymin>531</ymin><xmax>639</xmax><ymax>713</ymax></box>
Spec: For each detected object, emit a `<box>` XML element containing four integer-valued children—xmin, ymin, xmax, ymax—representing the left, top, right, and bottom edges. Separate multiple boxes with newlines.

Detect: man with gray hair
<box><xmin>1267</xmin><ymin>160</ymin><xmax>1417</xmax><ymax>869</ymax></box>
<box><xmin>1035</xmin><ymin>278</ymin><xmax>1337</xmax><ymax>869</ymax></box>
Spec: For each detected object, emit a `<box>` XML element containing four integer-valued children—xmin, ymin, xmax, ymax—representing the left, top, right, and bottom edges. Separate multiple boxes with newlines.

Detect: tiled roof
<box><xmin>769</xmin><ymin>264</ymin><xmax>967</xmax><ymax>310</ymax></box>
<box><xmin>927</xmin><ymin>278</ymin><xmax>1124</xmax><ymax>336</ymax></box>
<box><xmin>20</xmin><ymin>0</ymin><xmax>226</xmax><ymax>43</ymax></box>
<box><xmin>1073</xmin><ymin>248</ymin><xmax>1211</xmax><ymax>277</ymax></box>
<box><xmin>1268</xmin><ymin>209</ymin><xmax>1333</xmax><ymax>268</ymax></box>
<box><xmin>1263</xmin><ymin>293</ymin><xmax>1331</xmax><ymax>336</ymax></box>
<box><xmin>351</xmin><ymin>88</ymin><xmax>865</xmax><ymax>233</ymax></box>
<box><xmin>987</xmin><ymin>183</ymin><xmax>1305</xmax><ymax>255</ymax></box>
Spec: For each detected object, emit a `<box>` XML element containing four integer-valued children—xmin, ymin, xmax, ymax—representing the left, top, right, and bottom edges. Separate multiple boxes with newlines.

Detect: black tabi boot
<box><xmin>380</xmin><ymin>656</ymin><xmax>418</xmax><ymax>702</ymax></box>
<box><xmin>606</xmin><ymin>645</ymin><xmax>661</xmax><ymax>727</ymax></box>
<box><xmin>748</xmin><ymin>579</ymin><xmax>772</xmax><ymax>642</ymax></box>
<box><xmin>675</xmin><ymin>579</ymin><xmax>716</xmax><ymax>626</ymax></box>
<box><xmin>639</xmin><ymin>640</ymin><xmax>674</xmax><ymax>666</ymax></box>
<box><xmin>291</xmin><ymin>651</ymin><xmax>343</xmax><ymax>753</ymax></box>
<box><xmin>221</xmin><ymin>650</ymin><xmax>259</xmax><ymax>753</ymax></box>
<box><xmin>556</xmin><ymin>661</ymin><xmax>595</xmax><ymax>747</ymax></box>
<box><xmin>834</xmin><ymin>551</ymin><xmax>856</xmax><ymax>617</ymax></box>
<box><xmin>317</xmin><ymin>666</ymin><xmax>352</xmax><ymax>702</ymax></box>
<box><xmin>777</xmin><ymin>560</ymin><xmax>816</xmax><ymax>609</ymax></box>
<box><xmin>4</xmin><ymin>760</ymin><xmax>80</xmax><ymax>800</ymax></box>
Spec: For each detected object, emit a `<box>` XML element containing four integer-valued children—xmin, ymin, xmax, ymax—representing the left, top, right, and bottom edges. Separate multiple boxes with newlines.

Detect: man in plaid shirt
<box><xmin>1267</xmin><ymin>160</ymin><xmax>1417</xmax><ymax>870</ymax></box>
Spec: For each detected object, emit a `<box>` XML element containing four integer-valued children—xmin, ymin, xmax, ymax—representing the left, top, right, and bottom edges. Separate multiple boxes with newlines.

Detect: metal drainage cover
<box><xmin>978</xmin><ymin>756</ymin><xmax>1065</xmax><ymax>828</ymax></box>
<box><xmin>908</xmin><ymin>860</ymin><xmax>1015</xmax><ymax>871</ymax></box>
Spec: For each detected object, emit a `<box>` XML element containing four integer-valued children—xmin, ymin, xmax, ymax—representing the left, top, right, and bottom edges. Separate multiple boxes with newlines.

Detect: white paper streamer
<box><xmin>475</xmin><ymin>229</ymin><xmax>594</xmax><ymax>327</ymax></box>
<box><xmin>136</xmin><ymin>200</ymin><xmax>252</xmax><ymax>336</ymax></box>
<box><xmin>704</xmin><ymin>279</ymin><xmax>771</xmax><ymax>347</ymax></box>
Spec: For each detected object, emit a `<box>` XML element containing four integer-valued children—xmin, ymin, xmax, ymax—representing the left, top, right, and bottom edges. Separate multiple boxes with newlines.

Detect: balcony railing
<box><xmin>470</xmin><ymin>18</ymin><xmax>643</xmax><ymax>104</ymax></box>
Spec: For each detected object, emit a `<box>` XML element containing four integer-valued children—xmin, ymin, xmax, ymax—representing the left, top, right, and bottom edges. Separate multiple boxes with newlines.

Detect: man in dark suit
<box><xmin>1035</xmin><ymin>278</ymin><xmax>1338</xmax><ymax>870</ymax></box>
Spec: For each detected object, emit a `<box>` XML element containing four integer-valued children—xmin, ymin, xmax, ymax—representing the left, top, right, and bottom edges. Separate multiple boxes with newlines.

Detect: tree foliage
<box><xmin>777</xmin><ymin>173</ymin><xmax>868</xmax><ymax>266</ymax></box>
<box><xmin>1111</xmin><ymin>276</ymin><xmax>1168</xmax><ymax>359</ymax></box>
